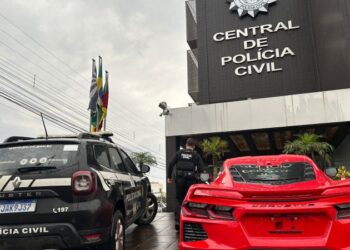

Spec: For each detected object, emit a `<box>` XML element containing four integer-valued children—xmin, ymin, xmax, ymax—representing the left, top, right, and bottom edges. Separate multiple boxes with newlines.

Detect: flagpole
<box><xmin>104</xmin><ymin>117</ymin><xmax>107</xmax><ymax>131</ymax></box>
<box><xmin>103</xmin><ymin>70</ymin><xmax>109</xmax><ymax>132</ymax></box>
<box><xmin>89</xmin><ymin>58</ymin><xmax>95</xmax><ymax>132</ymax></box>
<box><xmin>90</xmin><ymin>110</ymin><xmax>96</xmax><ymax>132</ymax></box>
<box><xmin>97</xmin><ymin>56</ymin><xmax>102</xmax><ymax>132</ymax></box>
<box><xmin>96</xmin><ymin>107</ymin><xmax>100</xmax><ymax>132</ymax></box>
<box><xmin>96</xmin><ymin>106</ymin><xmax>100</xmax><ymax>132</ymax></box>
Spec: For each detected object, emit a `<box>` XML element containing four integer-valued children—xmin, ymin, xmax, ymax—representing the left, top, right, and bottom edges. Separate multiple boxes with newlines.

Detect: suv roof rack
<box><xmin>76</xmin><ymin>132</ymin><xmax>114</xmax><ymax>143</ymax></box>
<box><xmin>36</xmin><ymin>134</ymin><xmax>79</xmax><ymax>139</ymax></box>
<box><xmin>79</xmin><ymin>131</ymin><xmax>114</xmax><ymax>139</ymax></box>
<box><xmin>3</xmin><ymin>136</ymin><xmax>34</xmax><ymax>143</ymax></box>
<box><xmin>36</xmin><ymin>132</ymin><xmax>115</xmax><ymax>143</ymax></box>
<box><xmin>4</xmin><ymin>132</ymin><xmax>115</xmax><ymax>144</ymax></box>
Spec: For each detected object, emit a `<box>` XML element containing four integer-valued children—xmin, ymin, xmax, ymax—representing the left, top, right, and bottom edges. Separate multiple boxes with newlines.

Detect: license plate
<box><xmin>242</xmin><ymin>213</ymin><xmax>329</xmax><ymax>237</ymax></box>
<box><xmin>0</xmin><ymin>200</ymin><xmax>36</xmax><ymax>214</ymax></box>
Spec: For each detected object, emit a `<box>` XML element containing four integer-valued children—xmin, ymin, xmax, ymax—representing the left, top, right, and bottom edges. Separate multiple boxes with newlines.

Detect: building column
<box><xmin>166</xmin><ymin>136</ymin><xmax>179</xmax><ymax>212</ymax></box>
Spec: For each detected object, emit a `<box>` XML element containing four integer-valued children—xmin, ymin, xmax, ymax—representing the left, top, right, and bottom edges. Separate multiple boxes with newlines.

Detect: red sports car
<box><xmin>179</xmin><ymin>155</ymin><xmax>350</xmax><ymax>250</ymax></box>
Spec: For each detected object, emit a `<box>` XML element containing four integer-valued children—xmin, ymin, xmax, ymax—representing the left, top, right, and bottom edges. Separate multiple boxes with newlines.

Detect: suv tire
<box><xmin>135</xmin><ymin>193</ymin><xmax>158</xmax><ymax>226</ymax></box>
<box><xmin>97</xmin><ymin>210</ymin><xmax>125</xmax><ymax>250</ymax></box>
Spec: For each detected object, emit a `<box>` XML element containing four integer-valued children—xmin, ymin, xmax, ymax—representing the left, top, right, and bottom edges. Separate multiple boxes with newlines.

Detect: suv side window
<box><xmin>108</xmin><ymin>148</ymin><xmax>126</xmax><ymax>172</ymax></box>
<box><xmin>94</xmin><ymin>144</ymin><xmax>110</xmax><ymax>168</ymax></box>
<box><xmin>120</xmin><ymin>149</ymin><xmax>139</xmax><ymax>175</ymax></box>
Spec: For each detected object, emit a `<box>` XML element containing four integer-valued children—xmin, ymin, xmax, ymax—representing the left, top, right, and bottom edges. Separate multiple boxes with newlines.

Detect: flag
<box><xmin>88</xmin><ymin>59</ymin><xmax>97</xmax><ymax>111</ymax></box>
<box><xmin>98</xmin><ymin>71</ymin><xmax>109</xmax><ymax>130</ymax></box>
<box><xmin>88</xmin><ymin>59</ymin><xmax>98</xmax><ymax>132</ymax></box>
<box><xmin>96</xmin><ymin>56</ymin><xmax>104</xmax><ymax>131</ymax></box>
<box><xmin>102</xmin><ymin>71</ymin><xmax>109</xmax><ymax>117</ymax></box>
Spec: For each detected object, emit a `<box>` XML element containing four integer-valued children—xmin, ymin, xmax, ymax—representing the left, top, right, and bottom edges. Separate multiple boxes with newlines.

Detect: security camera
<box><xmin>159</xmin><ymin>102</ymin><xmax>167</xmax><ymax>110</ymax></box>
<box><xmin>159</xmin><ymin>102</ymin><xmax>170</xmax><ymax>116</ymax></box>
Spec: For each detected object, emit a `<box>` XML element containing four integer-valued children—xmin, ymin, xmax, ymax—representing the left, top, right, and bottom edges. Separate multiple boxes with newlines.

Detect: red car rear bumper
<box><xmin>179</xmin><ymin>156</ymin><xmax>350</xmax><ymax>250</ymax></box>
<box><xmin>179</xmin><ymin>213</ymin><xmax>350</xmax><ymax>250</ymax></box>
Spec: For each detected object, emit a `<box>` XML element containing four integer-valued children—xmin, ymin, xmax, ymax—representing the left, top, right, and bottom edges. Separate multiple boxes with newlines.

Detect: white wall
<box><xmin>165</xmin><ymin>89</ymin><xmax>350</xmax><ymax>136</ymax></box>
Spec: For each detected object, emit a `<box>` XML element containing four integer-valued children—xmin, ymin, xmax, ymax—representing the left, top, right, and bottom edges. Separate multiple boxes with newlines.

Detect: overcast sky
<box><xmin>0</xmin><ymin>0</ymin><xmax>192</xmax><ymax>186</ymax></box>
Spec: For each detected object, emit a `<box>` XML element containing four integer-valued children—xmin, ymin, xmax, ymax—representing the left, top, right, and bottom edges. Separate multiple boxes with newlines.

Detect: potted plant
<box><xmin>283</xmin><ymin>133</ymin><xmax>334</xmax><ymax>170</ymax></box>
<box><xmin>335</xmin><ymin>166</ymin><xmax>350</xmax><ymax>180</ymax></box>
<box><xmin>201</xmin><ymin>137</ymin><xmax>229</xmax><ymax>179</ymax></box>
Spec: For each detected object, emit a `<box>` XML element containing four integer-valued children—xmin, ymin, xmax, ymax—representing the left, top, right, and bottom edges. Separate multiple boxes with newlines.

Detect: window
<box><xmin>94</xmin><ymin>145</ymin><xmax>110</xmax><ymax>168</ymax></box>
<box><xmin>108</xmin><ymin>148</ymin><xmax>126</xmax><ymax>172</ymax></box>
<box><xmin>0</xmin><ymin>143</ymin><xmax>79</xmax><ymax>169</ymax></box>
<box><xmin>230</xmin><ymin>162</ymin><xmax>315</xmax><ymax>185</ymax></box>
<box><xmin>120</xmin><ymin>149</ymin><xmax>139</xmax><ymax>174</ymax></box>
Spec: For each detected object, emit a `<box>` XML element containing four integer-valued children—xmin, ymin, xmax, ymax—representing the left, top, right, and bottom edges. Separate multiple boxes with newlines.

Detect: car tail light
<box><xmin>182</xmin><ymin>202</ymin><xmax>209</xmax><ymax>218</ymax></box>
<box><xmin>209</xmin><ymin>205</ymin><xmax>235</xmax><ymax>220</ymax></box>
<box><xmin>72</xmin><ymin>171</ymin><xmax>96</xmax><ymax>195</ymax></box>
<box><xmin>182</xmin><ymin>202</ymin><xmax>235</xmax><ymax>220</ymax></box>
<box><xmin>193</xmin><ymin>188</ymin><xmax>243</xmax><ymax>199</ymax></box>
<box><xmin>336</xmin><ymin>203</ymin><xmax>350</xmax><ymax>219</ymax></box>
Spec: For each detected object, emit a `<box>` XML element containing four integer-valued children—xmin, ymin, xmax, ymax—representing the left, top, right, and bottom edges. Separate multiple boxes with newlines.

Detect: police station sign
<box><xmin>213</xmin><ymin>20</ymin><xmax>300</xmax><ymax>77</ymax></box>
<box><xmin>193</xmin><ymin>0</ymin><xmax>346</xmax><ymax>104</ymax></box>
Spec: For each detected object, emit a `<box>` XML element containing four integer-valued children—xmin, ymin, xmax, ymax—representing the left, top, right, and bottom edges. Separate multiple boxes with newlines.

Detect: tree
<box><xmin>283</xmin><ymin>133</ymin><xmax>334</xmax><ymax>168</ymax></box>
<box><xmin>130</xmin><ymin>152</ymin><xmax>157</xmax><ymax>166</ymax></box>
<box><xmin>201</xmin><ymin>137</ymin><xmax>229</xmax><ymax>178</ymax></box>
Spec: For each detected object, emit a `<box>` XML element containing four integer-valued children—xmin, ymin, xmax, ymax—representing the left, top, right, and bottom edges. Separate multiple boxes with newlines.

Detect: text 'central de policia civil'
<box><xmin>213</xmin><ymin>20</ymin><xmax>300</xmax><ymax>77</ymax></box>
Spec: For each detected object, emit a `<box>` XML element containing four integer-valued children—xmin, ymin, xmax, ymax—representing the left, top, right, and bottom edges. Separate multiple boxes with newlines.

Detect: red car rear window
<box><xmin>230</xmin><ymin>162</ymin><xmax>315</xmax><ymax>185</ymax></box>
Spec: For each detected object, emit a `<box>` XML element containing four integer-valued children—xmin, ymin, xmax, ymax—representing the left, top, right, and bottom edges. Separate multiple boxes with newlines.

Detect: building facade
<box><xmin>166</xmin><ymin>0</ymin><xmax>350</xmax><ymax>211</ymax></box>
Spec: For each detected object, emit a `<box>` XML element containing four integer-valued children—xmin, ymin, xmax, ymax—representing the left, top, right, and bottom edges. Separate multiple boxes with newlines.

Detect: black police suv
<box><xmin>0</xmin><ymin>132</ymin><xmax>158</xmax><ymax>250</ymax></box>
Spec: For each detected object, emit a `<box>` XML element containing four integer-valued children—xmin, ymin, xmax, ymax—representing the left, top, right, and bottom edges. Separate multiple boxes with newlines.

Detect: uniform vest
<box><xmin>176</xmin><ymin>150</ymin><xmax>198</xmax><ymax>180</ymax></box>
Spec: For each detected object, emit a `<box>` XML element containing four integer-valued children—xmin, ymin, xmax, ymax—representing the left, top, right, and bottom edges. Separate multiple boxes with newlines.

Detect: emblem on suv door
<box><xmin>12</xmin><ymin>177</ymin><xmax>22</xmax><ymax>189</ymax></box>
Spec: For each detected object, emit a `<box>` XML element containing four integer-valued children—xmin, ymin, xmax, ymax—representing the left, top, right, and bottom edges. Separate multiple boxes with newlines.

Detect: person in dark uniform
<box><xmin>167</xmin><ymin>138</ymin><xmax>206</xmax><ymax>230</ymax></box>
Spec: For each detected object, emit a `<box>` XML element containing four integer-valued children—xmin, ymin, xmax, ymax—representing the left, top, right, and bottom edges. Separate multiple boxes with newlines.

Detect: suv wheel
<box><xmin>97</xmin><ymin>210</ymin><xmax>125</xmax><ymax>250</ymax></box>
<box><xmin>135</xmin><ymin>193</ymin><xmax>158</xmax><ymax>226</ymax></box>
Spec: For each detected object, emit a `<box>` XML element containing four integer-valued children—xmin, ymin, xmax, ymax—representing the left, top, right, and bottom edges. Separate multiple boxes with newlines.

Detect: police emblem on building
<box><xmin>227</xmin><ymin>0</ymin><xmax>277</xmax><ymax>18</ymax></box>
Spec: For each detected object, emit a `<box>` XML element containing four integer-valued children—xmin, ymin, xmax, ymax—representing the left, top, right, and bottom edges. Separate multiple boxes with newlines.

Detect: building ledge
<box><xmin>165</xmin><ymin>89</ymin><xmax>350</xmax><ymax>136</ymax></box>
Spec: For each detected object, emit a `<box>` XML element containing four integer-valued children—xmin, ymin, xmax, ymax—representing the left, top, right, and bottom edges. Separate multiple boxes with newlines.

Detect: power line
<box><xmin>0</xmin><ymin>13</ymin><xmax>166</xmax><ymax>164</ymax></box>
<box><xmin>0</xmin><ymin>87</ymin><xmax>167</xmax><ymax>170</ymax></box>
<box><xmin>0</xmin><ymin>78</ymin><xmax>166</xmax><ymax>165</ymax></box>
<box><xmin>0</xmin><ymin>54</ymin><xmax>163</xmax><ymax>139</ymax></box>
<box><xmin>0</xmin><ymin>90</ymin><xmax>82</xmax><ymax>133</ymax></box>
<box><xmin>0</xmin><ymin>18</ymin><xmax>163</xmax><ymax>136</ymax></box>
<box><xmin>0</xmin><ymin>61</ymin><xmax>162</xmax><ymax>161</ymax></box>
<box><xmin>0</xmin><ymin>27</ymin><xmax>89</xmax><ymax>89</ymax></box>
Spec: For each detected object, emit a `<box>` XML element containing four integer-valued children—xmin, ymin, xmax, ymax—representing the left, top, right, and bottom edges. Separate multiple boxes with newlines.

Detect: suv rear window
<box><xmin>230</xmin><ymin>162</ymin><xmax>315</xmax><ymax>185</ymax></box>
<box><xmin>0</xmin><ymin>143</ymin><xmax>79</xmax><ymax>170</ymax></box>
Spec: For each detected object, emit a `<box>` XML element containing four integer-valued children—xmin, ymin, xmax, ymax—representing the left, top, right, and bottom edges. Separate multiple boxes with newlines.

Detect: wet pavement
<box><xmin>125</xmin><ymin>213</ymin><xmax>179</xmax><ymax>250</ymax></box>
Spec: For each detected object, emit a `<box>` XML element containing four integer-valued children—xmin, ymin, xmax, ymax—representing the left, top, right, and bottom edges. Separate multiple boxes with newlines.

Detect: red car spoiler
<box><xmin>190</xmin><ymin>182</ymin><xmax>350</xmax><ymax>202</ymax></box>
